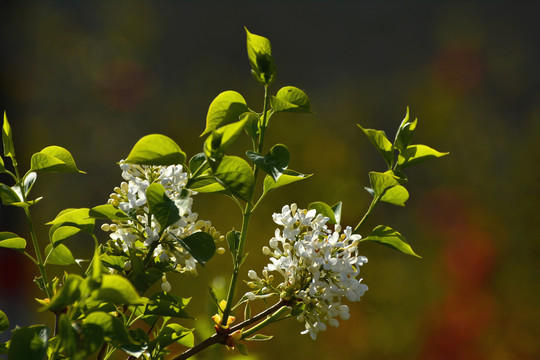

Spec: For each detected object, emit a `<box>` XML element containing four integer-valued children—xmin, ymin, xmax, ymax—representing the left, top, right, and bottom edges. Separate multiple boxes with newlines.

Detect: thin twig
<box><xmin>172</xmin><ymin>300</ymin><xmax>286</xmax><ymax>360</ymax></box>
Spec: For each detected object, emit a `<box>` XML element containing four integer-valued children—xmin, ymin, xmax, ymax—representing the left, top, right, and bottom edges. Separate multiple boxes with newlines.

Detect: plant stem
<box><xmin>353</xmin><ymin>195</ymin><xmax>381</xmax><ymax>234</ymax></box>
<box><xmin>174</xmin><ymin>300</ymin><xmax>286</xmax><ymax>360</ymax></box>
<box><xmin>241</xmin><ymin>304</ymin><xmax>288</xmax><ymax>338</ymax></box>
<box><xmin>24</xmin><ymin>205</ymin><xmax>53</xmax><ymax>299</ymax></box>
<box><xmin>221</xmin><ymin>204</ymin><xmax>252</xmax><ymax>325</ymax></box>
<box><xmin>220</xmin><ymin>85</ymin><xmax>270</xmax><ymax>326</ymax></box>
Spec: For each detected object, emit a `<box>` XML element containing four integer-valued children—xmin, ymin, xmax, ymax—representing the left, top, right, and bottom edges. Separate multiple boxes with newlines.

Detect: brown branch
<box><xmin>172</xmin><ymin>299</ymin><xmax>286</xmax><ymax>360</ymax></box>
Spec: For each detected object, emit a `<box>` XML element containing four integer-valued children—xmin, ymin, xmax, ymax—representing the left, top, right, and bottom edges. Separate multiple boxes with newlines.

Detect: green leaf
<box><xmin>0</xmin><ymin>232</ymin><xmax>26</xmax><ymax>251</ymax></box>
<box><xmin>204</xmin><ymin>116</ymin><xmax>249</xmax><ymax>160</ymax></box>
<box><xmin>201</xmin><ymin>91</ymin><xmax>249</xmax><ymax>136</ymax></box>
<box><xmin>397</xmin><ymin>144</ymin><xmax>449</xmax><ymax>169</ymax></box>
<box><xmin>358</xmin><ymin>125</ymin><xmax>394</xmax><ymax>167</ymax></box>
<box><xmin>173</xmin><ymin>231</ymin><xmax>215</xmax><ymax>265</ymax></box>
<box><xmin>2</xmin><ymin>112</ymin><xmax>15</xmax><ymax>160</ymax></box>
<box><xmin>0</xmin><ymin>183</ymin><xmax>21</xmax><ymax>205</ymax></box>
<box><xmin>246</xmin><ymin>144</ymin><xmax>289</xmax><ymax>182</ymax></box>
<box><xmin>30</xmin><ymin>146</ymin><xmax>85</xmax><ymax>173</ymax></box>
<box><xmin>308</xmin><ymin>201</ymin><xmax>337</xmax><ymax>224</ymax></box>
<box><xmin>0</xmin><ymin>310</ymin><xmax>8</xmax><ymax>333</ymax></box>
<box><xmin>244</xmin><ymin>334</ymin><xmax>273</xmax><ymax>341</ymax></box>
<box><xmin>243</xmin><ymin>112</ymin><xmax>260</xmax><ymax>142</ymax></box>
<box><xmin>187</xmin><ymin>176</ymin><xmax>228</xmax><ymax>193</ymax></box>
<box><xmin>91</xmin><ymin>246</ymin><xmax>103</xmax><ymax>284</ymax></box>
<box><xmin>361</xmin><ymin>225</ymin><xmax>421</xmax><ymax>257</ymax></box>
<box><xmin>394</xmin><ymin>107</ymin><xmax>417</xmax><ymax>151</ymax></box>
<box><xmin>146</xmin><ymin>183</ymin><xmax>181</xmax><ymax>229</ymax></box>
<box><xmin>331</xmin><ymin>202</ymin><xmax>343</xmax><ymax>225</ymax></box>
<box><xmin>45</xmin><ymin>244</ymin><xmax>76</xmax><ymax>265</ymax></box>
<box><xmin>58</xmin><ymin>314</ymin><xmax>104</xmax><ymax>360</ymax></box>
<box><xmin>155</xmin><ymin>324</ymin><xmax>194</xmax><ymax>348</ymax></box>
<box><xmin>263</xmin><ymin>170</ymin><xmax>312</xmax><ymax>194</ymax></box>
<box><xmin>145</xmin><ymin>292</ymin><xmax>191</xmax><ymax>319</ymax></box>
<box><xmin>100</xmin><ymin>254</ymin><xmax>128</xmax><ymax>271</ymax></box>
<box><xmin>271</xmin><ymin>86</ymin><xmax>311</xmax><ymax>113</ymax></box>
<box><xmin>188</xmin><ymin>153</ymin><xmax>209</xmax><ymax>175</ymax></box>
<box><xmin>246</xmin><ymin>27</ymin><xmax>276</xmax><ymax>85</ymax></box>
<box><xmin>226</xmin><ymin>230</ymin><xmax>240</xmax><ymax>260</ymax></box>
<box><xmin>42</xmin><ymin>274</ymin><xmax>83</xmax><ymax>312</ymax></box>
<box><xmin>237</xmin><ymin>342</ymin><xmax>249</xmax><ymax>356</ymax></box>
<box><xmin>0</xmin><ymin>156</ymin><xmax>4</xmax><ymax>172</ymax></box>
<box><xmin>124</xmin><ymin>134</ymin><xmax>186</xmax><ymax>166</ymax></box>
<box><xmin>213</xmin><ymin>156</ymin><xmax>254</xmax><ymax>202</ymax></box>
<box><xmin>21</xmin><ymin>171</ymin><xmax>37</xmax><ymax>197</ymax></box>
<box><xmin>83</xmin><ymin>312</ymin><xmax>134</xmax><ymax>346</ymax></box>
<box><xmin>368</xmin><ymin>171</ymin><xmax>399</xmax><ymax>197</ymax></box>
<box><xmin>89</xmin><ymin>204</ymin><xmax>130</xmax><ymax>221</ymax></box>
<box><xmin>51</xmin><ymin>226</ymin><xmax>81</xmax><ymax>246</ymax></box>
<box><xmin>91</xmin><ymin>274</ymin><xmax>145</xmax><ymax>305</ymax></box>
<box><xmin>46</xmin><ymin>208</ymin><xmax>95</xmax><ymax>234</ymax></box>
<box><xmin>380</xmin><ymin>184</ymin><xmax>409</xmax><ymax>206</ymax></box>
<box><xmin>8</xmin><ymin>325</ymin><xmax>49</xmax><ymax>360</ymax></box>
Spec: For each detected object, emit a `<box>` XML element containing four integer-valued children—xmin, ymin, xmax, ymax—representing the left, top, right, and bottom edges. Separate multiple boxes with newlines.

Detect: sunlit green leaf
<box><xmin>187</xmin><ymin>176</ymin><xmax>228</xmax><ymax>194</ymax></box>
<box><xmin>2</xmin><ymin>112</ymin><xmax>15</xmax><ymax>160</ymax></box>
<box><xmin>8</xmin><ymin>325</ymin><xmax>49</xmax><ymax>360</ymax></box>
<box><xmin>0</xmin><ymin>310</ymin><xmax>8</xmax><ymax>333</ymax></box>
<box><xmin>244</xmin><ymin>334</ymin><xmax>273</xmax><ymax>341</ymax></box>
<box><xmin>263</xmin><ymin>170</ymin><xmax>312</xmax><ymax>194</ymax></box>
<box><xmin>42</xmin><ymin>274</ymin><xmax>83</xmax><ymax>312</ymax></box>
<box><xmin>368</xmin><ymin>171</ymin><xmax>399</xmax><ymax>197</ymax></box>
<box><xmin>394</xmin><ymin>107</ymin><xmax>417</xmax><ymax>151</ymax></box>
<box><xmin>246</xmin><ymin>28</ymin><xmax>276</xmax><ymax>85</ymax></box>
<box><xmin>397</xmin><ymin>144</ymin><xmax>449</xmax><ymax>168</ymax></box>
<box><xmin>155</xmin><ymin>324</ymin><xmax>194</xmax><ymax>348</ymax></box>
<box><xmin>91</xmin><ymin>274</ymin><xmax>145</xmax><ymax>305</ymax></box>
<box><xmin>213</xmin><ymin>156</ymin><xmax>254</xmax><ymax>202</ymax></box>
<box><xmin>47</xmin><ymin>208</ymin><xmax>95</xmax><ymax>234</ymax></box>
<box><xmin>361</xmin><ymin>225</ymin><xmax>421</xmax><ymax>257</ymax></box>
<box><xmin>45</xmin><ymin>244</ymin><xmax>76</xmax><ymax>265</ymax></box>
<box><xmin>145</xmin><ymin>292</ymin><xmax>191</xmax><ymax>318</ymax></box>
<box><xmin>51</xmin><ymin>226</ymin><xmax>81</xmax><ymax>246</ymax></box>
<box><xmin>0</xmin><ymin>156</ymin><xmax>5</xmax><ymax>172</ymax></box>
<box><xmin>100</xmin><ymin>254</ymin><xmax>128</xmax><ymax>272</ymax></box>
<box><xmin>30</xmin><ymin>146</ymin><xmax>84</xmax><ymax>173</ymax></box>
<box><xmin>202</xmin><ymin>91</ymin><xmax>249</xmax><ymax>136</ymax></box>
<box><xmin>124</xmin><ymin>134</ymin><xmax>186</xmax><ymax>166</ymax></box>
<box><xmin>271</xmin><ymin>86</ymin><xmax>311</xmax><ymax>113</ymax></box>
<box><xmin>0</xmin><ymin>232</ymin><xmax>26</xmax><ymax>251</ymax></box>
<box><xmin>204</xmin><ymin>116</ymin><xmax>249</xmax><ymax>160</ymax></box>
<box><xmin>89</xmin><ymin>204</ymin><xmax>130</xmax><ymax>221</ymax></box>
<box><xmin>380</xmin><ymin>184</ymin><xmax>409</xmax><ymax>206</ymax></box>
<box><xmin>146</xmin><ymin>183</ymin><xmax>180</xmax><ymax>230</ymax></box>
<box><xmin>173</xmin><ymin>231</ymin><xmax>215</xmax><ymax>265</ymax></box>
<box><xmin>358</xmin><ymin>125</ymin><xmax>394</xmax><ymax>167</ymax></box>
<box><xmin>308</xmin><ymin>201</ymin><xmax>337</xmax><ymax>224</ymax></box>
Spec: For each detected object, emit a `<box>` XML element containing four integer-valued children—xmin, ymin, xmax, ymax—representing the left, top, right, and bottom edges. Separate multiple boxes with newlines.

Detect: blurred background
<box><xmin>1</xmin><ymin>1</ymin><xmax>539</xmax><ymax>359</ymax></box>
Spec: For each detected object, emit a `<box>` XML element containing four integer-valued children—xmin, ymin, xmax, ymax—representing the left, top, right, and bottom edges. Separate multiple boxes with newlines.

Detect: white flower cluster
<box><xmin>102</xmin><ymin>162</ymin><xmax>223</xmax><ymax>276</ymax></box>
<box><xmin>247</xmin><ymin>204</ymin><xmax>368</xmax><ymax>340</ymax></box>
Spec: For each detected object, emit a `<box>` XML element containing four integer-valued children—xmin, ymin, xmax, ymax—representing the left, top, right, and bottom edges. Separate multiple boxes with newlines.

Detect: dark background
<box><xmin>1</xmin><ymin>1</ymin><xmax>539</xmax><ymax>359</ymax></box>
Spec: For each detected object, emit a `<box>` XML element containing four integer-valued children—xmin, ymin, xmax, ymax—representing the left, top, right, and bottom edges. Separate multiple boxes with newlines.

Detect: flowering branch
<box><xmin>173</xmin><ymin>300</ymin><xmax>287</xmax><ymax>360</ymax></box>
